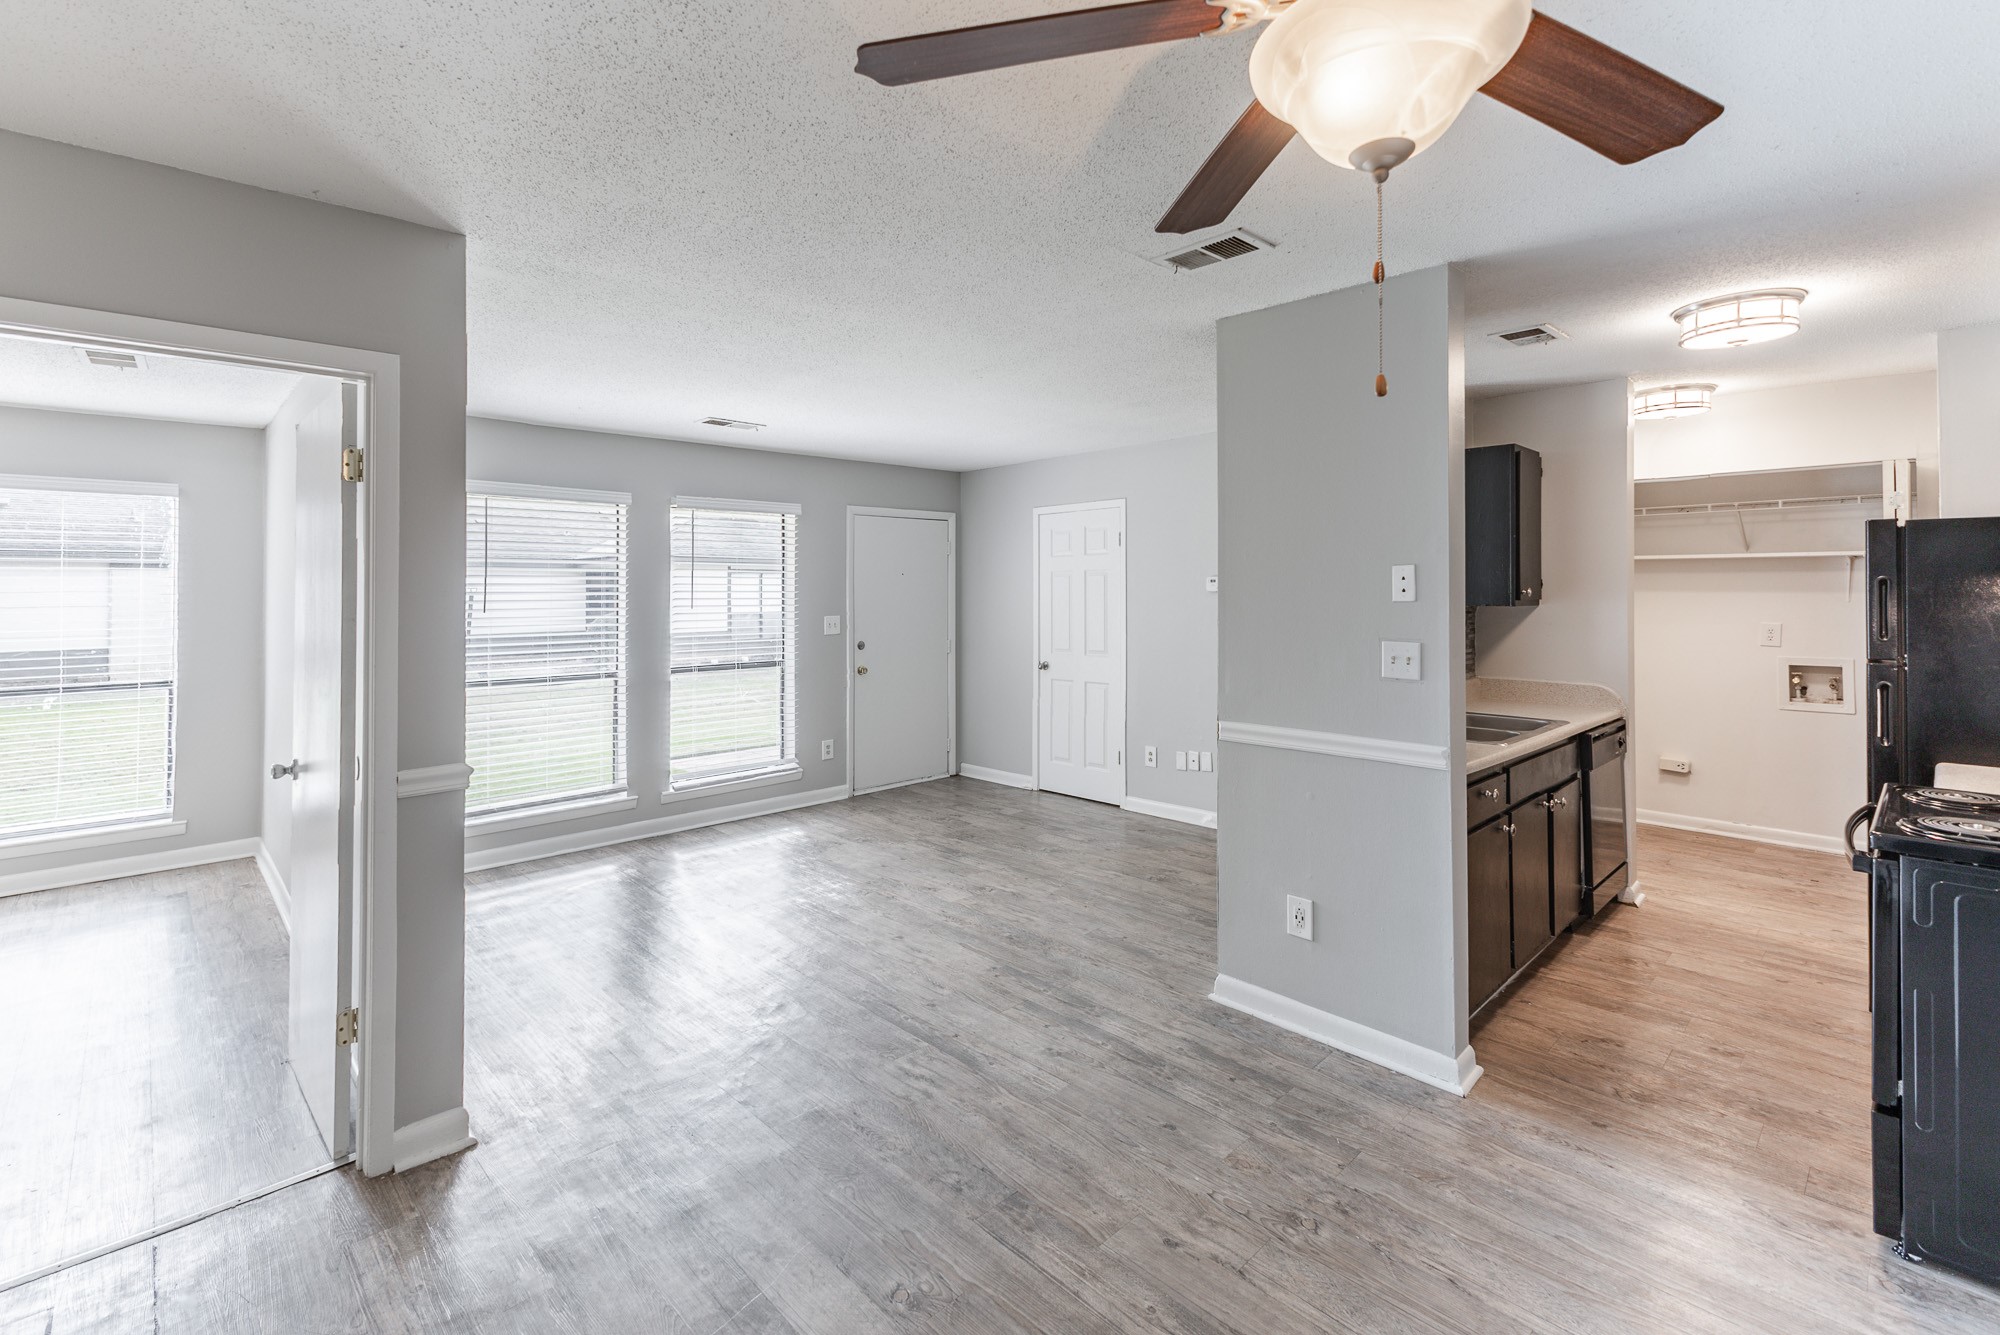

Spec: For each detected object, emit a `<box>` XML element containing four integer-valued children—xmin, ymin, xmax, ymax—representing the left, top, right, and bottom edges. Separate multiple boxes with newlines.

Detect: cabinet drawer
<box><xmin>1508</xmin><ymin>736</ymin><xmax>1583</xmax><ymax>800</ymax></box>
<box><xmin>1467</xmin><ymin>772</ymin><xmax>1509</xmax><ymax>827</ymax></box>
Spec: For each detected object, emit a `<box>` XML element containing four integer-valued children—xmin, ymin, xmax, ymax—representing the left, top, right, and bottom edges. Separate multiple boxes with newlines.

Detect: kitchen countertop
<box><xmin>1466</xmin><ymin>677</ymin><xmax>1624</xmax><ymax>774</ymax></box>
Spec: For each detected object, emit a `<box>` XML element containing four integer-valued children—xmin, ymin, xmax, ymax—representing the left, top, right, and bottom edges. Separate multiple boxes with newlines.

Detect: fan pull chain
<box><xmin>1373</xmin><ymin>177</ymin><xmax>1387</xmax><ymax>398</ymax></box>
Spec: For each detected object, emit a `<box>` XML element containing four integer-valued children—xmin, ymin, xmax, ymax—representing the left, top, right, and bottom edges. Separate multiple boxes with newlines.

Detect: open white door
<box><xmin>1035</xmin><ymin>503</ymin><xmax>1125</xmax><ymax>804</ymax></box>
<box><xmin>284</xmin><ymin>381</ymin><xmax>358</xmax><ymax>1158</ymax></box>
<box><xmin>852</xmin><ymin>512</ymin><xmax>952</xmax><ymax>794</ymax></box>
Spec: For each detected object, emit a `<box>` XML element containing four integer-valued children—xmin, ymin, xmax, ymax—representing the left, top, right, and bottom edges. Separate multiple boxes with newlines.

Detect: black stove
<box><xmin>1869</xmin><ymin>784</ymin><xmax>2000</xmax><ymax>870</ymax></box>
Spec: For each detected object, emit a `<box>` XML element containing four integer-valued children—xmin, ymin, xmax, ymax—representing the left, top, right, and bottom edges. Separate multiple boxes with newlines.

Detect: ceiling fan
<box><xmin>854</xmin><ymin>0</ymin><xmax>1724</xmax><ymax>236</ymax></box>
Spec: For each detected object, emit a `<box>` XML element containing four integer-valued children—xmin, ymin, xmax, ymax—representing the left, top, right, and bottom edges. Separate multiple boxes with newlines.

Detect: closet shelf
<box><xmin>1634</xmin><ymin>550</ymin><xmax>1864</xmax><ymax>562</ymax></box>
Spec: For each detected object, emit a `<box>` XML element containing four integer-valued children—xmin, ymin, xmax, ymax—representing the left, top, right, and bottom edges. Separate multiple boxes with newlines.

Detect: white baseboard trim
<box><xmin>391</xmin><ymin>1106</ymin><xmax>476</xmax><ymax>1173</ymax></box>
<box><xmin>254</xmin><ymin>839</ymin><xmax>292</xmax><ymax>934</ymax></box>
<box><xmin>1210</xmin><ymin>973</ymin><xmax>1482</xmax><ymax>1097</ymax></box>
<box><xmin>1218</xmin><ymin>720</ymin><xmax>1448</xmax><ymax>771</ymax></box>
<box><xmin>1121</xmin><ymin>796</ymin><xmax>1218</xmax><ymax>829</ymax></box>
<box><xmin>958</xmin><ymin>764</ymin><xmax>1033</xmax><ymax>790</ymax></box>
<box><xmin>1638</xmin><ymin>810</ymin><xmax>1844</xmax><ymax>856</ymax></box>
<box><xmin>466</xmin><ymin>783</ymin><xmax>851</xmax><ymax>873</ymax></box>
<box><xmin>0</xmin><ymin>836</ymin><xmax>261</xmax><ymax>900</ymax></box>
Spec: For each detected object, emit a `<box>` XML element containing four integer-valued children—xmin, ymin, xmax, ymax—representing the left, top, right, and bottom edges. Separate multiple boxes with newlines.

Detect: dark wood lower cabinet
<box><xmin>1510</xmin><ymin>796</ymin><xmax>1553</xmax><ymax>969</ymax></box>
<box><xmin>1549</xmin><ymin>777</ymin><xmax>1584</xmax><ymax>932</ymax></box>
<box><xmin>1468</xmin><ymin>819</ymin><xmax>1513</xmax><ymax>1011</ymax></box>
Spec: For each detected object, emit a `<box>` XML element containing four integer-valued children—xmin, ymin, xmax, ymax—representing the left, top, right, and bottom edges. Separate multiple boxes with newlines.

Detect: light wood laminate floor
<box><xmin>0</xmin><ymin>860</ymin><xmax>333</xmax><ymax>1283</ymax></box>
<box><xmin>6</xmin><ymin>780</ymin><xmax>1999</xmax><ymax>1332</ymax></box>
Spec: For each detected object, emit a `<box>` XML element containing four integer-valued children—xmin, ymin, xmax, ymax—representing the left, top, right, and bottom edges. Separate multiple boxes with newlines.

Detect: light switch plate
<box><xmin>823</xmin><ymin>615</ymin><xmax>841</xmax><ymax>635</ymax></box>
<box><xmin>1175</xmin><ymin>751</ymin><xmax>1187</xmax><ymax>771</ymax></box>
<box><xmin>1759</xmin><ymin>622</ymin><xmax>1782</xmax><ymax>647</ymax></box>
<box><xmin>1381</xmin><ymin>641</ymin><xmax>1422</xmax><ymax>681</ymax></box>
<box><xmin>1199</xmin><ymin>751</ymin><xmax>1213</xmax><ymax>772</ymax></box>
<box><xmin>1391</xmin><ymin>564</ymin><xmax>1416</xmax><ymax>602</ymax></box>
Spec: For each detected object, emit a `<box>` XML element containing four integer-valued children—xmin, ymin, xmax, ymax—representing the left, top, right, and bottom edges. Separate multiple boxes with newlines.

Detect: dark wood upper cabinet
<box><xmin>1467</xmin><ymin>443</ymin><xmax>1542</xmax><ymax>607</ymax></box>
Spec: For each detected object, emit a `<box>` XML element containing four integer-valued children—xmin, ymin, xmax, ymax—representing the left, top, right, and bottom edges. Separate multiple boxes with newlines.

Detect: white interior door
<box><xmin>1036</xmin><ymin>504</ymin><xmax>1125</xmax><ymax>804</ymax></box>
<box><xmin>852</xmin><ymin>513</ymin><xmax>951</xmax><ymax>794</ymax></box>
<box><xmin>286</xmin><ymin>381</ymin><xmax>357</xmax><ymax>1158</ymax></box>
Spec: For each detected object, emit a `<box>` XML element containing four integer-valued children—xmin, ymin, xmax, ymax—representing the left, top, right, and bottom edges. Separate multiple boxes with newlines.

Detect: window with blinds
<box><xmin>0</xmin><ymin>480</ymin><xmax>179</xmax><ymax>839</ymax></box>
<box><xmin>465</xmin><ymin>488</ymin><xmax>628</xmax><ymax>817</ymax></box>
<box><xmin>669</xmin><ymin>499</ymin><xmax>799</xmax><ymax>791</ymax></box>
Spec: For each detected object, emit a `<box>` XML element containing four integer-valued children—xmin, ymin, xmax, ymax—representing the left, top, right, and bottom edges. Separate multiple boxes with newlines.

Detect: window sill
<box><xmin>0</xmin><ymin>818</ymin><xmax>187</xmax><ymax>862</ymax></box>
<box><xmin>464</xmin><ymin>792</ymin><xmax>636</xmax><ymax>838</ymax></box>
<box><xmin>662</xmin><ymin>765</ymin><xmax>804</xmax><ymax>805</ymax></box>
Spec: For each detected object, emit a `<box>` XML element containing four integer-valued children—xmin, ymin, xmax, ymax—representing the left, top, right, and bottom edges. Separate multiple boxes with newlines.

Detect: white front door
<box><xmin>852</xmin><ymin>513</ymin><xmax>951</xmax><ymax>794</ymax></box>
<box><xmin>1036</xmin><ymin>504</ymin><xmax>1125</xmax><ymax>805</ymax></box>
<box><xmin>286</xmin><ymin>381</ymin><xmax>357</xmax><ymax>1158</ymax></box>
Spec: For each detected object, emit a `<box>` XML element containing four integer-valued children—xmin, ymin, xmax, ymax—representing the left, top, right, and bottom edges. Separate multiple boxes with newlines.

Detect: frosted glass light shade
<box><xmin>1632</xmin><ymin>383</ymin><xmax>1716</xmax><ymax>420</ymax></box>
<box><xmin>1248</xmin><ymin>0</ymin><xmax>1532</xmax><ymax>171</ymax></box>
<box><xmin>1672</xmin><ymin>289</ymin><xmax>1807</xmax><ymax>350</ymax></box>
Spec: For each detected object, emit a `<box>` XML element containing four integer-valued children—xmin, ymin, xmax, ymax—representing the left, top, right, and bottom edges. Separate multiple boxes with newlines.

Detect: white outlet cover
<box><xmin>820</xmin><ymin>739</ymin><xmax>834</xmax><ymax>760</ymax></box>
<box><xmin>1287</xmin><ymin>895</ymin><xmax>1313</xmax><ymax>940</ymax></box>
<box><xmin>823</xmin><ymin>615</ymin><xmax>841</xmax><ymax>635</ymax></box>
<box><xmin>1381</xmin><ymin>640</ymin><xmax>1422</xmax><ymax>681</ymax></box>
<box><xmin>1144</xmin><ymin>745</ymin><xmax>1158</xmax><ymax>767</ymax></box>
<box><xmin>1391</xmin><ymin>564</ymin><xmax>1416</xmax><ymax>602</ymax></box>
<box><xmin>1760</xmin><ymin>622</ymin><xmax>1782</xmax><ymax>647</ymax></box>
<box><xmin>1205</xmin><ymin>576</ymin><xmax>1219</xmax><ymax>592</ymax></box>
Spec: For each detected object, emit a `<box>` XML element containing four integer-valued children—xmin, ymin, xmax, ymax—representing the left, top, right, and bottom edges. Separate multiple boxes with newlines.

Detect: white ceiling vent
<box><xmin>698</xmin><ymin>416</ymin><xmax>764</xmax><ymax>431</ymax></box>
<box><xmin>77</xmin><ymin>347</ymin><xmax>142</xmax><ymax>370</ymax></box>
<box><xmin>1151</xmin><ymin>229</ymin><xmax>1276</xmax><ymax>273</ymax></box>
<box><xmin>1487</xmin><ymin>324</ymin><xmax>1568</xmax><ymax>349</ymax></box>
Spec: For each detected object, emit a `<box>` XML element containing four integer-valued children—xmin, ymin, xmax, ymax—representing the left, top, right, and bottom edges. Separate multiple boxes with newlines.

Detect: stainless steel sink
<box><xmin>1467</xmin><ymin>712</ymin><xmax>1557</xmax><ymax>744</ymax></box>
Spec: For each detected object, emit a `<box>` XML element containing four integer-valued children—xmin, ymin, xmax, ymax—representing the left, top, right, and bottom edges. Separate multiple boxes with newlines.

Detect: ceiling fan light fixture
<box><xmin>1248</xmin><ymin>0</ymin><xmax>1531</xmax><ymax>173</ymax></box>
<box><xmin>1632</xmin><ymin>383</ymin><xmax>1716</xmax><ymax>420</ymax></box>
<box><xmin>1672</xmin><ymin>288</ymin><xmax>1807</xmax><ymax>350</ymax></box>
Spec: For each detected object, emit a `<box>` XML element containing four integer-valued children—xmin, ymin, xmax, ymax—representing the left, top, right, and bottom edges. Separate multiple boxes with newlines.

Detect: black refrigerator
<box><xmin>1858</xmin><ymin>516</ymin><xmax>2000</xmax><ymax>1287</ymax></box>
<box><xmin>1865</xmin><ymin>517</ymin><xmax>2000</xmax><ymax>795</ymax></box>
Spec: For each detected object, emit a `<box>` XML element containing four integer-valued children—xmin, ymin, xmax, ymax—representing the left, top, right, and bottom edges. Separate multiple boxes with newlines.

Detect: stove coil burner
<box><xmin>1910</xmin><ymin>814</ymin><xmax>2000</xmax><ymax>844</ymax></box>
<box><xmin>1909</xmin><ymin>787</ymin><xmax>2000</xmax><ymax>810</ymax></box>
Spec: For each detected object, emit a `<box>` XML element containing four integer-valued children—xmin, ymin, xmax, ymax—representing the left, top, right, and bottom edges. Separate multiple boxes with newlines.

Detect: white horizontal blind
<box><xmin>669</xmin><ymin>502</ymin><xmax>798</xmax><ymax>789</ymax></box>
<box><xmin>0</xmin><ymin>481</ymin><xmax>178</xmax><ymax>838</ymax></box>
<box><xmin>465</xmin><ymin>490</ymin><xmax>628</xmax><ymax>816</ymax></box>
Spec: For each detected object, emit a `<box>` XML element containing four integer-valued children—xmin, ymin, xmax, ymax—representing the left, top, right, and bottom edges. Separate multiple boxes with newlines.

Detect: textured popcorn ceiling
<box><xmin>0</xmin><ymin>1</ymin><xmax>1994</xmax><ymax>467</ymax></box>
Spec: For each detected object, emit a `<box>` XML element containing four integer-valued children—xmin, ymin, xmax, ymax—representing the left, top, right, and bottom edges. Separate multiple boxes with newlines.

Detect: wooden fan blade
<box><xmin>1155</xmin><ymin>100</ymin><xmax>1296</xmax><ymax>234</ymax></box>
<box><xmin>856</xmin><ymin>0</ymin><xmax>1223</xmax><ymax>86</ymax></box>
<box><xmin>1480</xmin><ymin>11</ymin><xmax>1723</xmax><ymax>165</ymax></box>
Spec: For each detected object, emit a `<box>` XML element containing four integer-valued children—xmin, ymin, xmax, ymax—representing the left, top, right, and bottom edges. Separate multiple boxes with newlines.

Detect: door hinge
<box><xmin>336</xmin><ymin>1007</ymin><xmax>360</xmax><ymax>1046</ymax></box>
<box><xmin>341</xmin><ymin>446</ymin><xmax>365</xmax><ymax>482</ymax></box>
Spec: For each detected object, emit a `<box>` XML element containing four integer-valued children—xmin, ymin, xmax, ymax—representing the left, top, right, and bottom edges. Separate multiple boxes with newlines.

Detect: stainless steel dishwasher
<box><xmin>1584</xmin><ymin>724</ymin><xmax>1629</xmax><ymax>913</ymax></box>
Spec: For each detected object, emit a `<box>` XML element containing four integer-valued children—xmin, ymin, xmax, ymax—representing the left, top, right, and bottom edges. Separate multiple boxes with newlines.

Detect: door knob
<box><xmin>856</xmin><ymin>666</ymin><xmax>868</xmax><ymax>676</ymax></box>
<box><xmin>271</xmin><ymin>759</ymin><xmax>300</xmax><ymax>780</ymax></box>
<box><xmin>1038</xmin><ymin>661</ymin><xmax>1050</xmax><ymax>670</ymax></box>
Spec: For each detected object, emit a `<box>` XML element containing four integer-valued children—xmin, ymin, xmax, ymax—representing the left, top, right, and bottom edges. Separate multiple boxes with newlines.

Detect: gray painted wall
<box><xmin>0</xmin><ymin>405</ymin><xmax>266</xmax><ymax>878</ymax></box>
<box><xmin>1470</xmin><ymin>380</ymin><xmax>1634</xmax><ymax>701</ymax></box>
<box><xmin>464</xmin><ymin>416</ymin><xmax>959</xmax><ymax>856</ymax></box>
<box><xmin>1216</xmin><ymin>265</ymin><xmax>1468</xmax><ymax>1068</ymax></box>
<box><xmin>0</xmin><ymin>129</ymin><xmax>469</xmax><ymax>1131</ymax></box>
<box><xmin>1939</xmin><ymin>320</ymin><xmax>2000</xmax><ymax>518</ymax></box>
<box><xmin>958</xmin><ymin>433</ymin><xmax>1218</xmax><ymax>815</ymax></box>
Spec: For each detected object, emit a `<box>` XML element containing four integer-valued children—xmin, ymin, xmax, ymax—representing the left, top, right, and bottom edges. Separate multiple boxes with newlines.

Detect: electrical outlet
<box><xmin>820</xmin><ymin>739</ymin><xmax>835</xmax><ymax>761</ymax></box>
<box><xmin>823</xmin><ymin>615</ymin><xmax>841</xmax><ymax>635</ymax></box>
<box><xmin>1144</xmin><ymin>745</ymin><xmax>1157</xmax><ymax>767</ymax></box>
<box><xmin>1204</xmin><ymin>576</ymin><xmax>1219</xmax><ymax>592</ymax></box>
<box><xmin>1659</xmin><ymin>756</ymin><xmax>1692</xmax><ymax>774</ymax></box>
<box><xmin>1759</xmin><ymin>622</ymin><xmax>1782</xmax><ymax>647</ymax></box>
<box><xmin>1199</xmin><ymin>751</ymin><xmax>1213</xmax><ymax>772</ymax></box>
<box><xmin>1175</xmin><ymin>750</ymin><xmax>1187</xmax><ymax>770</ymax></box>
<box><xmin>1287</xmin><ymin>895</ymin><xmax>1313</xmax><ymax>940</ymax></box>
<box><xmin>1381</xmin><ymin>641</ymin><xmax>1422</xmax><ymax>681</ymax></box>
<box><xmin>1391</xmin><ymin>564</ymin><xmax>1416</xmax><ymax>602</ymax></box>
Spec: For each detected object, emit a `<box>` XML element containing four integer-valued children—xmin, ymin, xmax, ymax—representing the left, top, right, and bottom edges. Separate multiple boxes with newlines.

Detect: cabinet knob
<box><xmin>1500</xmin><ymin>822</ymin><xmax>1516</xmax><ymax>836</ymax></box>
<box><xmin>1480</xmin><ymin>786</ymin><xmax>1501</xmax><ymax>800</ymax></box>
<box><xmin>855</xmin><ymin>666</ymin><xmax>868</xmax><ymax>676</ymax></box>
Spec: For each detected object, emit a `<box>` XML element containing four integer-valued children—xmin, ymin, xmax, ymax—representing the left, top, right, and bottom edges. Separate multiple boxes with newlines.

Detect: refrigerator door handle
<box><xmin>1874</xmin><ymin>679</ymin><xmax>1894</xmax><ymax>747</ymax></box>
<box><xmin>1872</xmin><ymin>575</ymin><xmax>1892</xmax><ymax>644</ymax></box>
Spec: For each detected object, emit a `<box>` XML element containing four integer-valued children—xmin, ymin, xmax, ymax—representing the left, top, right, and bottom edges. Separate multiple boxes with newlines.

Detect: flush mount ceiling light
<box><xmin>1632</xmin><ymin>383</ymin><xmax>1715</xmax><ymax>420</ymax></box>
<box><xmin>1672</xmin><ymin>289</ymin><xmax>1808</xmax><ymax>350</ymax></box>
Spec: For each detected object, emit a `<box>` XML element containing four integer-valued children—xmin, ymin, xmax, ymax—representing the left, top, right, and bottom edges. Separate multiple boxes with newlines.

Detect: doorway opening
<box><xmin>0</xmin><ymin>310</ymin><xmax>394</xmax><ymax>1290</ymax></box>
<box><xmin>1032</xmin><ymin>500</ymin><xmax>1126</xmax><ymax>805</ymax></box>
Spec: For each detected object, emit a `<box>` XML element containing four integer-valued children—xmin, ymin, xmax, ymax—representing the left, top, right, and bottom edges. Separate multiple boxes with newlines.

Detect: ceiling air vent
<box><xmin>1151</xmin><ymin>229</ymin><xmax>1276</xmax><ymax>272</ymax></box>
<box><xmin>1487</xmin><ymin>324</ymin><xmax>1568</xmax><ymax>349</ymax></box>
<box><xmin>699</xmin><ymin>417</ymin><xmax>764</xmax><ymax>431</ymax></box>
<box><xmin>78</xmin><ymin>347</ymin><xmax>142</xmax><ymax>370</ymax></box>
